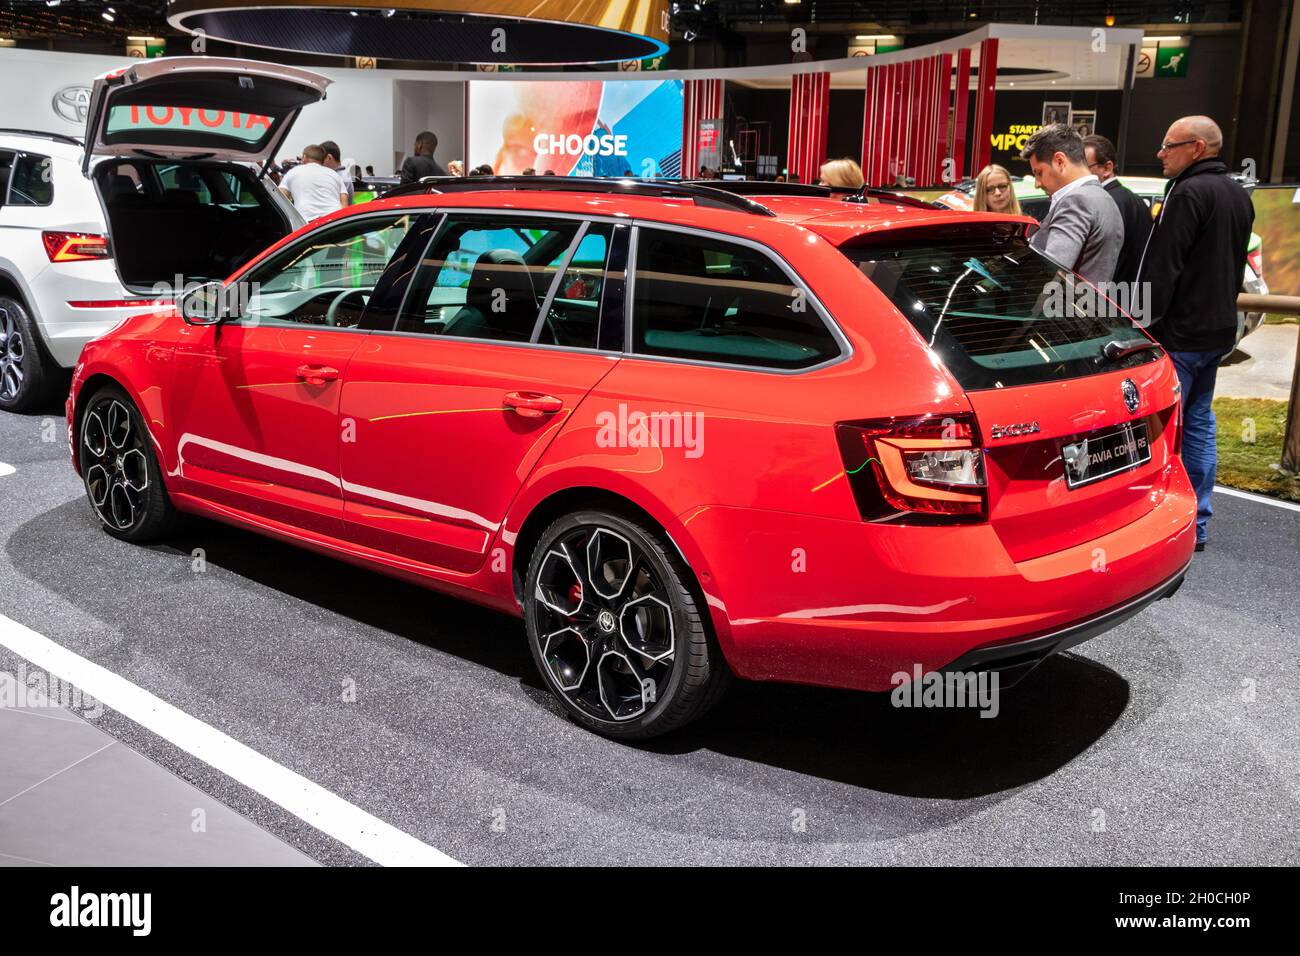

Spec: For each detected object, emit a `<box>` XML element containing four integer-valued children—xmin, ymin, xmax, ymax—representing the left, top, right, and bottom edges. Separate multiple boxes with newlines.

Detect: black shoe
<box><xmin>1195</xmin><ymin>541</ymin><xmax>1206</xmax><ymax>553</ymax></box>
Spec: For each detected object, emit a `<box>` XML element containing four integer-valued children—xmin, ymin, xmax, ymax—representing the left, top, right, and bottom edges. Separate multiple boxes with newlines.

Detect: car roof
<box><xmin>0</xmin><ymin>129</ymin><xmax>84</xmax><ymax>158</ymax></box>
<box><xmin>361</xmin><ymin>187</ymin><xmax>997</xmax><ymax>246</ymax></box>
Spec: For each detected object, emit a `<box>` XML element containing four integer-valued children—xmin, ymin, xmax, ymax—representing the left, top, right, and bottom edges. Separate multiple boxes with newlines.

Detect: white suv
<box><xmin>0</xmin><ymin>57</ymin><xmax>330</xmax><ymax>411</ymax></box>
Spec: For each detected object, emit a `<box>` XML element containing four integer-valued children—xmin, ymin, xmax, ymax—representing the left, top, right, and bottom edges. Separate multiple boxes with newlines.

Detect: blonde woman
<box><xmin>818</xmin><ymin>158</ymin><xmax>865</xmax><ymax>190</ymax></box>
<box><xmin>972</xmin><ymin>164</ymin><xmax>1021</xmax><ymax>214</ymax></box>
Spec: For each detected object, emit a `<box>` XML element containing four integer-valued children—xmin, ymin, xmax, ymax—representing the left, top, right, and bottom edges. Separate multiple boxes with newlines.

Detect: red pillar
<box><xmin>906</xmin><ymin>58</ymin><xmax>923</xmax><ymax>183</ymax></box>
<box><xmin>972</xmin><ymin>38</ymin><xmax>999</xmax><ymax>174</ymax></box>
<box><xmin>952</xmin><ymin>47</ymin><xmax>972</xmax><ymax>181</ymax></box>
<box><xmin>935</xmin><ymin>52</ymin><xmax>953</xmax><ymax>185</ymax></box>
<box><xmin>862</xmin><ymin>65</ymin><xmax>884</xmax><ymax>186</ymax></box>
<box><xmin>788</xmin><ymin>72</ymin><xmax>830</xmax><ymax>184</ymax></box>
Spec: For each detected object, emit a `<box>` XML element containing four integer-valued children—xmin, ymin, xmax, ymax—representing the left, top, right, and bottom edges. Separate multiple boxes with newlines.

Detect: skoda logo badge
<box><xmin>1121</xmin><ymin>378</ymin><xmax>1140</xmax><ymax>414</ymax></box>
<box><xmin>52</xmin><ymin>86</ymin><xmax>92</xmax><ymax>125</ymax></box>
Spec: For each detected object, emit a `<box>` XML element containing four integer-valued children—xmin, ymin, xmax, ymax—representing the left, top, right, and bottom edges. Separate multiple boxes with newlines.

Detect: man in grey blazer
<box><xmin>1019</xmin><ymin>123</ymin><xmax>1124</xmax><ymax>286</ymax></box>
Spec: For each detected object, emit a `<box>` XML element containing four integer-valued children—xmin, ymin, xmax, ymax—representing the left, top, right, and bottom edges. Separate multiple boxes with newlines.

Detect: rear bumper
<box><xmin>28</xmin><ymin>259</ymin><xmax>148</xmax><ymax>367</ymax></box>
<box><xmin>940</xmin><ymin>557</ymin><xmax>1190</xmax><ymax>686</ymax></box>
<box><xmin>678</xmin><ymin>468</ymin><xmax>1196</xmax><ymax>691</ymax></box>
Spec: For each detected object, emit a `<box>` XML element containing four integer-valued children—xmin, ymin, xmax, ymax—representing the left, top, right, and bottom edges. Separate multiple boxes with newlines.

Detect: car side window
<box><xmin>536</xmin><ymin>223</ymin><xmax>612</xmax><ymax>349</ymax></box>
<box><xmin>630</xmin><ymin>228</ymin><xmax>840</xmax><ymax>370</ymax></box>
<box><xmin>397</xmin><ymin>215</ymin><xmax>582</xmax><ymax>343</ymax></box>
<box><xmin>7</xmin><ymin>153</ymin><xmax>53</xmax><ymax>207</ymax></box>
<box><xmin>240</xmin><ymin>214</ymin><xmax>414</xmax><ymax>329</ymax></box>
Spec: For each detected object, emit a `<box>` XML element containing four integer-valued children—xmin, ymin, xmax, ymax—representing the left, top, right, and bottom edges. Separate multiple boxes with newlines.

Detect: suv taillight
<box><xmin>836</xmin><ymin>413</ymin><xmax>987</xmax><ymax>520</ymax></box>
<box><xmin>43</xmin><ymin>232</ymin><xmax>110</xmax><ymax>262</ymax></box>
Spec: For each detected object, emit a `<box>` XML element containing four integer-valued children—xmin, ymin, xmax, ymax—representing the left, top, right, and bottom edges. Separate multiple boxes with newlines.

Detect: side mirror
<box><xmin>180</xmin><ymin>280</ymin><xmax>240</xmax><ymax>326</ymax></box>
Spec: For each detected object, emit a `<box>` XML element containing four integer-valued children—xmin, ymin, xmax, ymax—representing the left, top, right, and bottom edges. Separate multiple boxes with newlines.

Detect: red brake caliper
<box><xmin>568</xmin><ymin>581</ymin><xmax>583</xmax><ymax>615</ymax></box>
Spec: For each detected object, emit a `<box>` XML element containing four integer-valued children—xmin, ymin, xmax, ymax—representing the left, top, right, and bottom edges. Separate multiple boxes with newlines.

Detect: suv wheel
<box><xmin>79</xmin><ymin>385</ymin><xmax>182</xmax><ymax>542</ymax></box>
<box><xmin>524</xmin><ymin>510</ymin><xmax>730</xmax><ymax>739</ymax></box>
<box><xmin>0</xmin><ymin>296</ymin><xmax>61</xmax><ymax>412</ymax></box>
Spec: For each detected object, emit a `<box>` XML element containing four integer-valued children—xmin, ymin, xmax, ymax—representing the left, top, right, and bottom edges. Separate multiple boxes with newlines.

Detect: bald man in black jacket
<box><xmin>1136</xmin><ymin>116</ymin><xmax>1254</xmax><ymax>551</ymax></box>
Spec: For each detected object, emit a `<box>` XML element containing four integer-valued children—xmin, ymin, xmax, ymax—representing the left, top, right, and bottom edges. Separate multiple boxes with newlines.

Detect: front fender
<box><xmin>67</xmin><ymin>318</ymin><xmax>179</xmax><ymax>481</ymax></box>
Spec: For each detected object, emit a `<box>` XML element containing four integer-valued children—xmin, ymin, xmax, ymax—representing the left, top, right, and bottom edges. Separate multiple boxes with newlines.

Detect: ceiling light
<box><xmin>1153</xmin><ymin>35</ymin><xmax>1183</xmax><ymax>41</ymax></box>
<box><xmin>102</xmin><ymin>10</ymin><xmax>115</xmax><ymax>22</ymax></box>
<box><xmin>855</xmin><ymin>35</ymin><xmax>897</xmax><ymax>40</ymax></box>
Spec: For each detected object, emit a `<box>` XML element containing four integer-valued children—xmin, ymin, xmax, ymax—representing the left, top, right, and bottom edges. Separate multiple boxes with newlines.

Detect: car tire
<box><xmin>524</xmin><ymin>509</ymin><xmax>730</xmax><ymax>740</ymax></box>
<box><xmin>0</xmin><ymin>295</ymin><xmax>64</xmax><ymax>413</ymax></box>
<box><xmin>78</xmin><ymin>384</ymin><xmax>183</xmax><ymax>543</ymax></box>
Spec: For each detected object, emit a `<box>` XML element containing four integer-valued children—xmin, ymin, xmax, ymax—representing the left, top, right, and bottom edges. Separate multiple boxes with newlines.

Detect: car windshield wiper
<box><xmin>1096</xmin><ymin>338</ymin><xmax>1163</xmax><ymax>366</ymax></box>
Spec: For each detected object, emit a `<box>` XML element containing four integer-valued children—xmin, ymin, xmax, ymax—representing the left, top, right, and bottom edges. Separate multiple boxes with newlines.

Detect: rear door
<box><xmin>844</xmin><ymin>222</ymin><xmax>1182</xmax><ymax>561</ymax></box>
<box><xmin>82</xmin><ymin>57</ymin><xmax>330</xmax><ymax>173</ymax></box>
<box><xmin>337</xmin><ymin>213</ymin><xmax>625</xmax><ymax>573</ymax></box>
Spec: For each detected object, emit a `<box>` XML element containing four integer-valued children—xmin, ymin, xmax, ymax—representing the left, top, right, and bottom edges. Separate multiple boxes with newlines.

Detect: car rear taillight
<box><xmin>42</xmin><ymin>231</ymin><xmax>110</xmax><ymax>262</ymax></box>
<box><xmin>836</xmin><ymin>413</ymin><xmax>987</xmax><ymax>520</ymax></box>
<box><xmin>1247</xmin><ymin>248</ymin><xmax>1262</xmax><ymax>279</ymax></box>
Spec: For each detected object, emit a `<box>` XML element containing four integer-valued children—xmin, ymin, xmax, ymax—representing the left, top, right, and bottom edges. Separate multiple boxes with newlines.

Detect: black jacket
<box><xmin>1102</xmin><ymin>177</ymin><xmax>1151</xmax><ymax>286</ymax></box>
<box><xmin>399</xmin><ymin>153</ymin><xmax>448</xmax><ymax>183</ymax></box>
<box><xmin>1136</xmin><ymin>158</ymin><xmax>1253</xmax><ymax>353</ymax></box>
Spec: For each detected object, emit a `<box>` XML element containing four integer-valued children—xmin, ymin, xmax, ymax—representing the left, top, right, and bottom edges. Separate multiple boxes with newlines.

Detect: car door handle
<box><xmin>296</xmin><ymin>364</ymin><xmax>339</xmax><ymax>385</ymax></box>
<box><xmin>503</xmin><ymin>391</ymin><xmax>564</xmax><ymax>417</ymax></box>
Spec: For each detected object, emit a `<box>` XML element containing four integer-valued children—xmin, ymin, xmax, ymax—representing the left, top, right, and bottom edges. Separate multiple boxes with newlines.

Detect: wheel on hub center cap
<box><xmin>79</xmin><ymin>385</ymin><xmax>181</xmax><ymax>543</ymax></box>
<box><xmin>0</xmin><ymin>304</ymin><xmax>26</xmax><ymax>404</ymax></box>
<box><xmin>524</xmin><ymin>509</ymin><xmax>729</xmax><ymax>739</ymax></box>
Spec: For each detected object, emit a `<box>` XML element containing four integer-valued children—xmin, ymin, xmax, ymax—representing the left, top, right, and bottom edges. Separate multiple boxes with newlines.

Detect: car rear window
<box><xmin>7</xmin><ymin>153</ymin><xmax>53</xmax><ymax>207</ymax></box>
<box><xmin>631</xmin><ymin>227</ymin><xmax>841</xmax><ymax>370</ymax></box>
<box><xmin>843</xmin><ymin>225</ymin><xmax>1158</xmax><ymax>390</ymax></box>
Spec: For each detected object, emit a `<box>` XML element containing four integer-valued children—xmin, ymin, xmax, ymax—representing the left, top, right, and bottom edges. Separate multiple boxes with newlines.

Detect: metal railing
<box><xmin>1238</xmin><ymin>294</ymin><xmax>1300</xmax><ymax>472</ymax></box>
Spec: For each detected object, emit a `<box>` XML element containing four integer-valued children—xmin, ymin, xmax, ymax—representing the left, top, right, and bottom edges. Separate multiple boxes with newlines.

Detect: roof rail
<box><xmin>686</xmin><ymin>178</ymin><xmax>939</xmax><ymax>211</ymax></box>
<box><xmin>382</xmin><ymin>175</ymin><xmax>777</xmax><ymax>216</ymax></box>
<box><xmin>678</xmin><ymin>179</ymin><xmax>835</xmax><ymax>198</ymax></box>
<box><xmin>841</xmin><ymin>186</ymin><xmax>940</xmax><ymax>210</ymax></box>
<box><xmin>0</xmin><ymin>129</ymin><xmax>84</xmax><ymax>148</ymax></box>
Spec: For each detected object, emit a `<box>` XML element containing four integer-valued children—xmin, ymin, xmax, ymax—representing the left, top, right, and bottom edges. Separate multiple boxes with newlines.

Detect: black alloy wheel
<box><xmin>80</xmin><ymin>386</ymin><xmax>181</xmax><ymax>542</ymax></box>
<box><xmin>524</xmin><ymin>510</ymin><xmax>729</xmax><ymax>739</ymax></box>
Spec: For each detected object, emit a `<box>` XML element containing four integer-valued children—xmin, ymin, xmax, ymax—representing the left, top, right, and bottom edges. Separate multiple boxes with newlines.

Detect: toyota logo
<box><xmin>52</xmin><ymin>86</ymin><xmax>92</xmax><ymax>125</ymax></box>
<box><xmin>1121</xmin><ymin>378</ymin><xmax>1140</xmax><ymax>414</ymax></box>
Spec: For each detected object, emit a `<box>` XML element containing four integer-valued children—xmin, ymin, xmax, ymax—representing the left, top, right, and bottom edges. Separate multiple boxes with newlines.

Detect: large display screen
<box><xmin>468</xmin><ymin>79</ymin><xmax>684</xmax><ymax>178</ymax></box>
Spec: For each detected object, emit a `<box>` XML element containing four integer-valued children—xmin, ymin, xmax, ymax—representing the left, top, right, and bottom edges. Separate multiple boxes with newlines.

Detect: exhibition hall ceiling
<box><xmin>0</xmin><ymin>0</ymin><xmax>1245</xmax><ymax>43</ymax></box>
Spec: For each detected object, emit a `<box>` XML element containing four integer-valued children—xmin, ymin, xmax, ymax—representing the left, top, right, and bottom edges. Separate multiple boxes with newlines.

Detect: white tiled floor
<box><xmin>0</xmin><ymin>672</ymin><xmax>316</xmax><ymax>866</ymax></box>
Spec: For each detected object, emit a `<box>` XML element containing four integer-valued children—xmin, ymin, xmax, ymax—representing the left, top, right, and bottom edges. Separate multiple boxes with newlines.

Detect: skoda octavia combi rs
<box><xmin>67</xmin><ymin>178</ymin><xmax>1196</xmax><ymax>738</ymax></box>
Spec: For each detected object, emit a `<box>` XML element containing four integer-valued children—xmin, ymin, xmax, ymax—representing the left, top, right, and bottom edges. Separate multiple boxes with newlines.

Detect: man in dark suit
<box><xmin>1084</xmin><ymin>134</ymin><xmax>1151</xmax><ymax>286</ymax></box>
<box><xmin>399</xmin><ymin>130</ymin><xmax>448</xmax><ymax>184</ymax></box>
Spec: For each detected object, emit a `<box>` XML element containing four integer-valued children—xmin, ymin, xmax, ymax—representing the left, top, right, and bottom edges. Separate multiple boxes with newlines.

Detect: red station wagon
<box><xmin>67</xmin><ymin>177</ymin><xmax>1196</xmax><ymax>738</ymax></box>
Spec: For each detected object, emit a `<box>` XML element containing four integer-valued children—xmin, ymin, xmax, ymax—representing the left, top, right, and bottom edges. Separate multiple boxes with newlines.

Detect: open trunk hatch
<box><xmin>83</xmin><ymin>57</ymin><xmax>330</xmax><ymax>173</ymax></box>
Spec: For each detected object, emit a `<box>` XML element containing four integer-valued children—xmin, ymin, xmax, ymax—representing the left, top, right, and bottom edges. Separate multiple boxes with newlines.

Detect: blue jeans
<box><xmin>1168</xmin><ymin>349</ymin><xmax>1228</xmax><ymax>543</ymax></box>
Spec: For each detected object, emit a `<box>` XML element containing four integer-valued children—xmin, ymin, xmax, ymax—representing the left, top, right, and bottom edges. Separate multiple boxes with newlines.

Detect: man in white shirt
<box><xmin>279</xmin><ymin>144</ymin><xmax>346</xmax><ymax>221</ymax></box>
<box><xmin>320</xmin><ymin>140</ymin><xmax>354</xmax><ymax>206</ymax></box>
